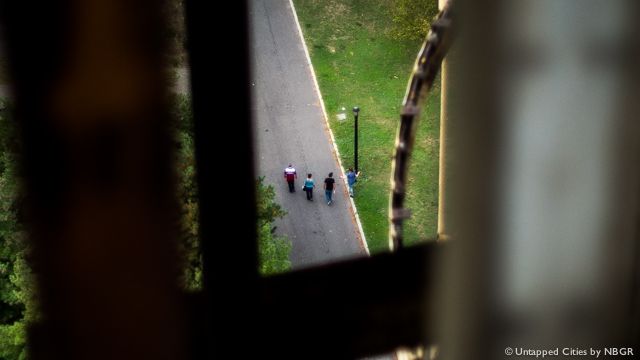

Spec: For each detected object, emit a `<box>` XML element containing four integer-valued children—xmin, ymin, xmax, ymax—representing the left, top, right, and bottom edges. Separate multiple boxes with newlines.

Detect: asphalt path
<box><xmin>249</xmin><ymin>0</ymin><xmax>366</xmax><ymax>269</ymax></box>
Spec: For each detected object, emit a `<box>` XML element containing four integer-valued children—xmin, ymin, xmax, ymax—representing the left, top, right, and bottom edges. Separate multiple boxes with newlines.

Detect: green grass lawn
<box><xmin>293</xmin><ymin>0</ymin><xmax>440</xmax><ymax>253</ymax></box>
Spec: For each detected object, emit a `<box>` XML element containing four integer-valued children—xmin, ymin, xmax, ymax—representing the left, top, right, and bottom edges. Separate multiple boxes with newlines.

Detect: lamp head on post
<box><xmin>353</xmin><ymin>106</ymin><xmax>360</xmax><ymax>117</ymax></box>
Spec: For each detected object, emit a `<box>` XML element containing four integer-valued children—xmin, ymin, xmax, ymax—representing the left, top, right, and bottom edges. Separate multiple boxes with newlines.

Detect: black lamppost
<box><xmin>353</xmin><ymin>106</ymin><xmax>359</xmax><ymax>173</ymax></box>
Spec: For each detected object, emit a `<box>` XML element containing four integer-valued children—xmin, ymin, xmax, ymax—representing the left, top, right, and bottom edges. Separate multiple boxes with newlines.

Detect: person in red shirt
<box><xmin>284</xmin><ymin>163</ymin><xmax>297</xmax><ymax>193</ymax></box>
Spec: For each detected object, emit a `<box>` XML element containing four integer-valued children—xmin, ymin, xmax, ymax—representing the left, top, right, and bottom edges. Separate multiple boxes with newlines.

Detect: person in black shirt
<box><xmin>324</xmin><ymin>172</ymin><xmax>336</xmax><ymax>205</ymax></box>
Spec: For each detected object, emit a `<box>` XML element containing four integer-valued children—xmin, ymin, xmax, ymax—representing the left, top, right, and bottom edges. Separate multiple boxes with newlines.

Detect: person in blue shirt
<box><xmin>346</xmin><ymin>168</ymin><xmax>361</xmax><ymax>198</ymax></box>
<box><xmin>303</xmin><ymin>173</ymin><xmax>315</xmax><ymax>201</ymax></box>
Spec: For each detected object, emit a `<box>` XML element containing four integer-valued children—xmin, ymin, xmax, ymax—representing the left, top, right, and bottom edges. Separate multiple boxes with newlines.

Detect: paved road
<box><xmin>249</xmin><ymin>0</ymin><xmax>365</xmax><ymax>269</ymax></box>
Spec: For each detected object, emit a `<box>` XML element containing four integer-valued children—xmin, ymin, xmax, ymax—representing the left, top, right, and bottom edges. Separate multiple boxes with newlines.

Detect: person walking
<box><xmin>303</xmin><ymin>173</ymin><xmax>315</xmax><ymax>201</ymax></box>
<box><xmin>284</xmin><ymin>163</ymin><xmax>297</xmax><ymax>193</ymax></box>
<box><xmin>346</xmin><ymin>167</ymin><xmax>361</xmax><ymax>198</ymax></box>
<box><xmin>324</xmin><ymin>172</ymin><xmax>336</xmax><ymax>205</ymax></box>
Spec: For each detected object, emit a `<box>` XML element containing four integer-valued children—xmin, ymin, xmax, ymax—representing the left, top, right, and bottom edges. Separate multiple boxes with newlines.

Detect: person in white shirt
<box><xmin>284</xmin><ymin>163</ymin><xmax>297</xmax><ymax>193</ymax></box>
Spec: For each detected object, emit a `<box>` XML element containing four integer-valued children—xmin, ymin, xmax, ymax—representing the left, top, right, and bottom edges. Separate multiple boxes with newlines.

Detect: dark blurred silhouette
<box><xmin>0</xmin><ymin>0</ymin><xmax>638</xmax><ymax>359</ymax></box>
